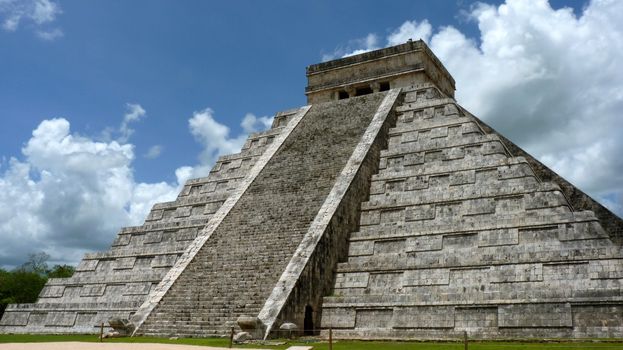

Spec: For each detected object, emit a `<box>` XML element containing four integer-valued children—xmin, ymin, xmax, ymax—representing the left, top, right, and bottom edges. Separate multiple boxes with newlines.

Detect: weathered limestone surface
<box><xmin>257</xmin><ymin>89</ymin><xmax>401</xmax><ymax>338</ymax></box>
<box><xmin>135</xmin><ymin>93</ymin><xmax>387</xmax><ymax>337</ymax></box>
<box><xmin>2</xmin><ymin>41</ymin><xmax>621</xmax><ymax>340</ymax></box>
<box><xmin>320</xmin><ymin>83</ymin><xmax>623</xmax><ymax>340</ymax></box>
<box><xmin>471</xmin><ymin>114</ymin><xmax>623</xmax><ymax>244</ymax></box>
<box><xmin>306</xmin><ymin>40</ymin><xmax>455</xmax><ymax>104</ymax></box>
<box><xmin>128</xmin><ymin>106</ymin><xmax>312</xmax><ymax>335</ymax></box>
<box><xmin>0</xmin><ymin>110</ymin><xmax>300</xmax><ymax>334</ymax></box>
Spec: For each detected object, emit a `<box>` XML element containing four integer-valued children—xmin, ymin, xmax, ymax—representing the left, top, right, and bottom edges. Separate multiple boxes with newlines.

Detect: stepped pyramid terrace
<box><xmin>1</xmin><ymin>40</ymin><xmax>622</xmax><ymax>340</ymax></box>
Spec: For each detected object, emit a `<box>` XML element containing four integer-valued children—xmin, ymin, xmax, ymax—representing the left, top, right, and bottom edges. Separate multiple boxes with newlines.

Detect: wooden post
<box><xmin>229</xmin><ymin>326</ymin><xmax>234</xmax><ymax>348</ymax></box>
<box><xmin>329</xmin><ymin>327</ymin><xmax>333</xmax><ymax>350</ymax></box>
<box><xmin>99</xmin><ymin>322</ymin><xmax>104</xmax><ymax>342</ymax></box>
<box><xmin>463</xmin><ymin>330</ymin><xmax>468</xmax><ymax>350</ymax></box>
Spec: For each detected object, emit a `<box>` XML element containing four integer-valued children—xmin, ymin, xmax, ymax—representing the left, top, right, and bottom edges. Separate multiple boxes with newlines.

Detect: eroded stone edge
<box><xmin>257</xmin><ymin>89</ymin><xmax>402</xmax><ymax>338</ymax></box>
<box><xmin>130</xmin><ymin>105</ymin><xmax>312</xmax><ymax>335</ymax></box>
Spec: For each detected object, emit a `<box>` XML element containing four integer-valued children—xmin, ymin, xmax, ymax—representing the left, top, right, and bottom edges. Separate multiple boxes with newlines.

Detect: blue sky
<box><xmin>0</xmin><ymin>0</ymin><xmax>501</xmax><ymax>184</ymax></box>
<box><xmin>1</xmin><ymin>0</ymin><xmax>621</xmax><ymax>268</ymax></box>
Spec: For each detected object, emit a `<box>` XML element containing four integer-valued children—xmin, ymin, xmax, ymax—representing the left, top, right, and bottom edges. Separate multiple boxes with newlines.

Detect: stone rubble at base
<box><xmin>1</xmin><ymin>40</ymin><xmax>622</xmax><ymax>340</ymax></box>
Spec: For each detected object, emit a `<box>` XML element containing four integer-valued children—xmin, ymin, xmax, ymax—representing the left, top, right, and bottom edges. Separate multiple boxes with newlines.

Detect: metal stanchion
<box><xmin>463</xmin><ymin>330</ymin><xmax>468</xmax><ymax>350</ymax></box>
<box><xmin>329</xmin><ymin>327</ymin><xmax>333</xmax><ymax>350</ymax></box>
<box><xmin>99</xmin><ymin>322</ymin><xmax>104</xmax><ymax>342</ymax></box>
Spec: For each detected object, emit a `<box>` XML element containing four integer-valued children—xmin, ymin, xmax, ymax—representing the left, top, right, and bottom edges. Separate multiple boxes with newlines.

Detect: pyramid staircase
<box><xmin>0</xmin><ymin>109</ymin><xmax>300</xmax><ymax>334</ymax></box>
<box><xmin>135</xmin><ymin>92</ymin><xmax>393</xmax><ymax>337</ymax></box>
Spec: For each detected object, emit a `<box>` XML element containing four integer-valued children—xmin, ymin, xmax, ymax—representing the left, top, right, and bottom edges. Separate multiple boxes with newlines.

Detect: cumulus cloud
<box><xmin>189</xmin><ymin>108</ymin><xmax>247</xmax><ymax>164</ymax></box>
<box><xmin>323</xmin><ymin>20</ymin><xmax>433</xmax><ymax>60</ymax></box>
<box><xmin>387</xmin><ymin>19</ymin><xmax>432</xmax><ymax>46</ymax></box>
<box><xmin>184</xmin><ymin>109</ymin><xmax>273</xmax><ymax>180</ymax></box>
<box><xmin>119</xmin><ymin>103</ymin><xmax>146</xmax><ymax>143</ymax></box>
<box><xmin>144</xmin><ymin>145</ymin><xmax>163</xmax><ymax>159</ymax></box>
<box><xmin>322</xmin><ymin>33</ymin><xmax>380</xmax><ymax>61</ymax></box>
<box><xmin>31</xmin><ymin>0</ymin><xmax>58</xmax><ymax>24</ymax></box>
<box><xmin>2</xmin><ymin>14</ymin><xmax>18</xmax><ymax>31</ymax></box>
<box><xmin>36</xmin><ymin>27</ymin><xmax>62</xmax><ymax>40</ymax></box>
<box><xmin>101</xmin><ymin>103</ymin><xmax>147</xmax><ymax>143</ymax></box>
<box><xmin>241</xmin><ymin>113</ymin><xmax>274</xmax><ymax>134</ymax></box>
<box><xmin>0</xmin><ymin>0</ymin><xmax>62</xmax><ymax>39</ymax></box>
<box><xmin>0</xmin><ymin>105</ymin><xmax>272</xmax><ymax>268</ymax></box>
<box><xmin>0</xmin><ymin>117</ymin><xmax>180</xmax><ymax>268</ymax></box>
<box><xmin>324</xmin><ymin>0</ymin><xmax>623</xmax><ymax>216</ymax></box>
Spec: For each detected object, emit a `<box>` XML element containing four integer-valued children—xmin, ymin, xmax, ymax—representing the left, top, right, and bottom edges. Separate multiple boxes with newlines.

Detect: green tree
<box><xmin>2</xmin><ymin>270</ymin><xmax>47</xmax><ymax>303</ymax></box>
<box><xmin>0</xmin><ymin>268</ymin><xmax>47</xmax><ymax>319</ymax></box>
<box><xmin>0</xmin><ymin>253</ymin><xmax>75</xmax><ymax>319</ymax></box>
<box><xmin>47</xmin><ymin>264</ymin><xmax>75</xmax><ymax>278</ymax></box>
<box><xmin>0</xmin><ymin>268</ymin><xmax>10</xmax><ymax>318</ymax></box>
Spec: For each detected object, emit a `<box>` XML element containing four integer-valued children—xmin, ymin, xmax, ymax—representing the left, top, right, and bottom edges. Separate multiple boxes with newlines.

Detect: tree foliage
<box><xmin>0</xmin><ymin>253</ymin><xmax>75</xmax><ymax>319</ymax></box>
<box><xmin>47</xmin><ymin>264</ymin><xmax>76</xmax><ymax>278</ymax></box>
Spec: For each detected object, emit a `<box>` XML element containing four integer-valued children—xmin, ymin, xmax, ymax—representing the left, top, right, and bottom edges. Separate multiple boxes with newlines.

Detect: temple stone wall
<box><xmin>320</xmin><ymin>84</ymin><xmax>623</xmax><ymax>340</ymax></box>
<box><xmin>471</xmin><ymin>114</ymin><xmax>623</xmax><ymax>245</ymax></box>
<box><xmin>306</xmin><ymin>40</ymin><xmax>455</xmax><ymax>104</ymax></box>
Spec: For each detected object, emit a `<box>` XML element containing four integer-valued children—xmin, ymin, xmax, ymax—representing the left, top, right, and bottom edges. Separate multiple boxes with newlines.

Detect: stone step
<box><xmin>351</xmin><ymin>210</ymin><xmax>598</xmax><ymax>241</ymax></box>
<box><xmin>337</xmin><ymin>240</ymin><xmax>620</xmax><ymax>273</ymax></box>
<box><xmin>390</xmin><ymin>114</ymin><xmax>470</xmax><ymax>135</ymax></box>
<box><xmin>364</xmin><ymin>182</ymin><xmax>563</xmax><ymax>212</ymax></box>
<box><xmin>86</xmin><ymin>244</ymin><xmax>187</xmax><ymax>260</ymax></box>
<box><xmin>388</xmin><ymin>121</ymin><xmax>483</xmax><ymax>147</ymax></box>
<box><xmin>395</xmin><ymin>98</ymin><xmax>456</xmax><ymax>113</ymax></box>
<box><xmin>118</xmin><ymin>218</ymin><xmax>210</xmax><ymax>234</ymax></box>
<box><xmin>372</xmin><ymin>155</ymin><xmax>527</xmax><ymax>182</ymax></box>
<box><xmin>154</xmin><ymin>193</ymin><xmax>229</xmax><ymax>209</ymax></box>
<box><xmin>380</xmin><ymin>136</ymin><xmax>506</xmax><ymax>164</ymax></box>
<box><xmin>323</xmin><ymin>293</ymin><xmax>623</xmax><ymax>308</ymax></box>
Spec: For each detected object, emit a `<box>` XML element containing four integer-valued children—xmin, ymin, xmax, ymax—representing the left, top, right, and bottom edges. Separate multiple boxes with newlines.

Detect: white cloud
<box><xmin>0</xmin><ymin>0</ymin><xmax>62</xmax><ymax>38</ymax></box>
<box><xmin>2</xmin><ymin>14</ymin><xmax>18</xmax><ymax>31</ymax></box>
<box><xmin>36</xmin><ymin>27</ymin><xmax>62</xmax><ymax>40</ymax></box>
<box><xmin>144</xmin><ymin>145</ymin><xmax>163</xmax><ymax>159</ymax></box>
<box><xmin>189</xmin><ymin>108</ymin><xmax>247</xmax><ymax>164</ymax></box>
<box><xmin>185</xmin><ymin>108</ymin><xmax>270</xmax><ymax>180</ymax></box>
<box><xmin>324</xmin><ymin>0</ymin><xmax>623</xmax><ymax>217</ymax></box>
<box><xmin>118</xmin><ymin>103</ymin><xmax>146</xmax><ymax>143</ymax></box>
<box><xmin>431</xmin><ymin>0</ymin><xmax>623</xmax><ymax>216</ymax></box>
<box><xmin>387</xmin><ymin>19</ymin><xmax>432</xmax><ymax>46</ymax></box>
<box><xmin>0</xmin><ymin>118</ymin><xmax>180</xmax><ymax>267</ymax></box>
<box><xmin>322</xmin><ymin>20</ymin><xmax>433</xmax><ymax>60</ymax></box>
<box><xmin>241</xmin><ymin>113</ymin><xmax>274</xmax><ymax>134</ymax></box>
<box><xmin>322</xmin><ymin>33</ymin><xmax>380</xmax><ymax>61</ymax></box>
<box><xmin>0</xmin><ymin>105</ymin><xmax>273</xmax><ymax>268</ymax></box>
<box><xmin>31</xmin><ymin>0</ymin><xmax>58</xmax><ymax>24</ymax></box>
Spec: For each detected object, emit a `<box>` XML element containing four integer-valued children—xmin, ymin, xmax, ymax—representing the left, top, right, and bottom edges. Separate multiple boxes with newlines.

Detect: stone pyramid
<box><xmin>1</xmin><ymin>40</ymin><xmax>622</xmax><ymax>340</ymax></box>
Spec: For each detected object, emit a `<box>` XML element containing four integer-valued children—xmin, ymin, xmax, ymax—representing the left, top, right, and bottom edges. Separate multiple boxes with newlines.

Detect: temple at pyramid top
<box><xmin>306</xmin><ymin>39</ymin><xmax>455</xmax><ymax>103</ymax></box>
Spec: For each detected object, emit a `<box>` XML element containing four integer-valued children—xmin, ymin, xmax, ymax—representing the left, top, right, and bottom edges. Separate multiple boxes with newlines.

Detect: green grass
<box><xmin>0</xmin><ymin>334</ymin><xmax>622</xmax><ymax>350</ymax></box>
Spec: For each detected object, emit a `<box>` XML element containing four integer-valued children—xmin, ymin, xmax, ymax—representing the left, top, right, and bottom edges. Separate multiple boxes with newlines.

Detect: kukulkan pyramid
<box><xmin>2</xmin><ymin>40</ymin><xmax>622</xmax><ymax>340</ymax></box>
